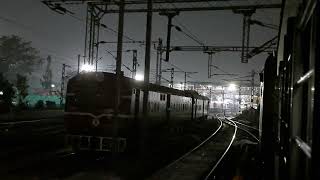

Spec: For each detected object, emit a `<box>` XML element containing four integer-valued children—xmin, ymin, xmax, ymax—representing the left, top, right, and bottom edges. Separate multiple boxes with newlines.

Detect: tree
<box><xmin>16</xmin><ymin>74</ymin><xmax>29</xmax><ymax>106</ymax></box>
<box><xmin>0</xmin><ymin>35</ymin><xmax>43</xmax><ymax>78</ymax></box>
<box><xmin>0</xmin><ymin>73</ymin><xmax>15</xmax><ymax>107</ymax></box>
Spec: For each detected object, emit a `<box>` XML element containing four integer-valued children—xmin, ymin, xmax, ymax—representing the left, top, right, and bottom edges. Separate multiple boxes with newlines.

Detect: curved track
<box><xmin>148</xmin><ymin>117</ymin><xmax>237</xmax><ymax>180</ymax></box>
<box><xmin>204</xmin><ymin>115</ymin><xmax>237</xmax><ymax>180</ymax></box>
<box><xmin>221</xmin><ymin>115</ymin><xmax>259</xmax><ymax>142</ymax></box>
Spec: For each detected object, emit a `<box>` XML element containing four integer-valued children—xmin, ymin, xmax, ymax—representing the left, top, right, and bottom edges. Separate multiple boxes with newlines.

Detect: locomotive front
<box><xmin>64</xmin><ymin>72</ymin><xmax>132</xmax><ymax>152</ymax></box>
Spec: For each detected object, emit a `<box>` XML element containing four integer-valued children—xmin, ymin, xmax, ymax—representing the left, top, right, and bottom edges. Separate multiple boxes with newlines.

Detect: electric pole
<box><xmin>126</xmin><ymin>49</ymin><xmax>138</xmax><ymax>78</ymax></box>
<box><xmin>251</xmin><ymin>70</ymin><xmax>255</xmax><ymax>107</ymax></box>
<box><xmin>170</xmin><ymin>68</ymin><xmax>174</xmax><ymax>88</ymax></box>
<box><xmin>141</xmin><ymin>0</ymin><xmax>153</xmax><ymax>157</ymax></box>
<box><xmin>159</xmin><ymin>11</ymin><xmax>179</xmax><ymax>62</ymax></box>
<box><xmin>84</xmin><ymin>3</ymin><xmax>107</xmax><ymax>65</ymax></box>
<box><xmin>206</xmin><ymin>51</ymin><xmax>214</xmax><ymax>78</ymax></box>
<box><xmin>60</xmin><ymin>63</ymin><xmax>71</xmax><ymax>106</ymax></box>
<box><xmin>184</xmin><ymin>71</ymin><xmax>198</xmax><ymax>90</ymax></box>
<box><xmin>222</xmin><ymin>86</ymin><xmax>225</xmax><ymax>116</ymax></box>
<box><xmin>113</xmin><ymin>0</ymin><xmax>125</xmax><ymax>154</ymax></box>
<box><xmin>239</xmin><ymin>85</ymin><xmax>241</xmax><ymax>112</ymax></box>
<box><xmin>184</xmin><ymin>72</ymin><xmax>187</xmax><ymax>90</ymax></box>
<box><xmin>161</xmin><ymin>69</ymin><xmax>197</xmax><ymax>89</ymax></box>
<box><xmin>233</xmin><ymin>9</ymin><xmax>256</xmax><ymax>63</ymax></box>
<box><xmin>156</xmin><ymin>38</ymin><xmax>163</xmax><ymax>85</ymax></box>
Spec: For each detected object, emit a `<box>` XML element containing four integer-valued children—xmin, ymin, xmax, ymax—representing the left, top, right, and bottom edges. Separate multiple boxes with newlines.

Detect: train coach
<box><xmin>64</xmin><ymin>72</ymin><xmax>209</xmax><ymax>153</ymax></box>
<box><xmin>259</xmin><ymin>0</ymin><xmax>319</xmax><ymax>179</ymax></box>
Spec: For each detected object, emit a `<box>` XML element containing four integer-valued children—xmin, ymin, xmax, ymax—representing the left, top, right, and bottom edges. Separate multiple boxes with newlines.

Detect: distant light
<box><xmin>207</xmin><ymin>85</ymin><xmax>212</xmax><ymax>88</ymax></box>
<box><xmin>51</xmin><ymin>84</ymin><xmax>55</xmax><ymax>88</ymax></box>
<box><xmin>228</xmin><ymin>83</ymin><xmax>237</xmax><ymax>91</ymax></box>
<box><xmin>135</xmin><ymin>74</ymin><xmax>144</xmax><ymax>81</ymax></box>
<box><xmin>175</xmin><ymin>83</ymin><xmax>183</xmax><ymax>90</ymax></box>
<box><xmin>0</xmin><ymin>91</ymin><xmax>3</xmax><ymax>96</ymax></box>
<box><xmin>80</xmin><ymin>64</ymin><xmax>95</xmax><ymax>72</ymax></box>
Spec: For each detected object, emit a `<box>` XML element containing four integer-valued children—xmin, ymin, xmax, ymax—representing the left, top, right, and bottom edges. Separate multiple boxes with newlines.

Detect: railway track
<box><xmin>220</xmin><ymin>115</ymin><xmax>259</xmax><ymax>142</ymax></box>
<box><xmin>148</xmin><ymin>117</ymin><xmax>237</xmax><ymax>180</ymax></box>
<box><xmin>0</xmin><ymin>118</ymin><xmax>64</xmax><ymax>132</ymax></box>
<box><xmin>0</xmin><ymin>117</ymin><xmax>66</xmax><ymax>175</ymax></box>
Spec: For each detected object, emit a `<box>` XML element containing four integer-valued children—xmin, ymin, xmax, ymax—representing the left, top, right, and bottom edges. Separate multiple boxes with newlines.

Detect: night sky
<box><xmin>0</xmin><ymin>0</ymin><xmax>280</xmax><ymax>90</ymax></box>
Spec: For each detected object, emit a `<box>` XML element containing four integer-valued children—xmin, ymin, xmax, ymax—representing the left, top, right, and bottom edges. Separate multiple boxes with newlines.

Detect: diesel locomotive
<box><xmin>64</xmin><ymin>72</ymin><xmax>209</xmax><ymax>152</ymax></box>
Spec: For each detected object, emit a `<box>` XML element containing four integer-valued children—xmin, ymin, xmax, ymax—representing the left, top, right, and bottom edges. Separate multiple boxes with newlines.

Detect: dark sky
<box><xmin>0</xmin><ymin>0</ymin><xmax>280</xmax><ymax>89</ymax></box>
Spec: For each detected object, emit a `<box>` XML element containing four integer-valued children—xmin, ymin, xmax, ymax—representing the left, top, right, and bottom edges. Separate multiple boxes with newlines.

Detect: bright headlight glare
<box><xmin>80</xmin><ymin>64</ymin><xmax>95</xmax><ymax>72</ymax></box>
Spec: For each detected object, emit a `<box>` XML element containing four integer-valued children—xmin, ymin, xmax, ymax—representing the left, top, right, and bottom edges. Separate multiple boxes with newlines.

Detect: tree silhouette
<box><xmin>0</xmin><ymin>35</ymin><xmax>42</xmax><ymax>79</ymax></box>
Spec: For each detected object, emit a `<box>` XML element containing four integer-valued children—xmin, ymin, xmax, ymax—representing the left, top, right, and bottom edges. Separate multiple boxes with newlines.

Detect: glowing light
<box><xmin>175</xmin><ymin>83</ymin><xmax>184</xmax><ymax>90</ymax></box>
<box><xmin>0</xmin><ymin>91</ymin><xmax>3</xmax><ymax>95</ymax></box>
<box><xmin>135</xmin><ymin>74</ymin><xmax>144</xmax><ymax>81</ymax></box>
<box><xmin>51</xmin><ymin>84</ymin><xmax>55</xmax><ymax>88</ymax></box>
<box><xmin>228</xmin><ymin>83</ymin><xmax>237</xmax><ymax>91</ymax></box>
<box><xmin>207</xmin><ymin>85</ymin><xmax>212</xmax><ymax>88</ymax></box>
<box><xmin>80</xmin><ymin>64</ymin><xmax>95</xmax><ymax>72</ymax></box>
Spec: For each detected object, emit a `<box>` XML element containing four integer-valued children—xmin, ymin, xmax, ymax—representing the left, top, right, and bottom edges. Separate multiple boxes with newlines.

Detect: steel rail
<box><xmin>232</xmin><ymin>120</ymin><xmax>260</xmax><ymax>132</ymax></box>
<box><xmin>204</xmin><ymin>114</ymin><xmax>237</xmax><ymax>180</ymax></box>
<box><xmin>220</xmin><ymin>115</ymin><xmax>259</xmax><ymax>142</ymax></box>
<box><xmin>0</xmin><ymin>118</ymin><xmax>62</xmax><ymax>125</ymax></box>
<box><xmin>238</xmin><ymin>126</ymin><xmax>259</xmax><ymax>142</ymax></box>
<box><xmin>156</xmin><ymin>118</ymin><xmax>223</xmax><ymax>172</ymax></box>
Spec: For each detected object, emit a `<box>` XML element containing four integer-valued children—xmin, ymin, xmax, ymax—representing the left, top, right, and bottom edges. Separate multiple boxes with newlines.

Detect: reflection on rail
<box><xmin>204</xmin><ymin>114</ymin><xmax>238</xmax><ymax>179</ymax></box>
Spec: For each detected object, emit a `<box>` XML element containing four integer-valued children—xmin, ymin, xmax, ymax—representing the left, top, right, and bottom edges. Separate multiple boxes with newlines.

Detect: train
<box><xmin>64</xmin><ymin>72</ymin><xmax>209</xmax><ymax>153</ymax></box>
<box><xmin>259</xmin><ymin>0</ymin><xmax>319</xmax><ymax>179</ymax></box>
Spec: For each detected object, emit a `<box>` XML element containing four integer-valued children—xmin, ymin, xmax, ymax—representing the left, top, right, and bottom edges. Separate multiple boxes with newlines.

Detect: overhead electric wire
<box><xmin>168</xmin><ymin>3</ymin><xmax>206</xmax><ymax>46</ymax></box>
<box><xmin>173</xmin><ymin>19</ymin><xmax>205</xmax><ymax>46</ymax></box>
<box><xmin>105</xmin><ymin>49</ymin><xmax>134</xmax><ymax>72</ymax></box>
<box><xmin>212</xmin><ymin>65</ymin><xmax>234</xmax><ymax>75</ymax></box>
<box><xmin>62</xmin><ymin>11</ymin><xmax>137</xmax><ymax>42</ymax></box>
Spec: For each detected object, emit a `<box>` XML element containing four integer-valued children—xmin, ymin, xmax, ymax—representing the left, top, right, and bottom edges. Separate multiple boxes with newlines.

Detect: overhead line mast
<box><xmin>160</xmin><ymin>45</ymin><xmax>275</xmax><ymax>78</ymax></box>
<box><xmin>43</xmin><ymin>0</ymin><xmax>280</xmax><ymax>66</ymax></box>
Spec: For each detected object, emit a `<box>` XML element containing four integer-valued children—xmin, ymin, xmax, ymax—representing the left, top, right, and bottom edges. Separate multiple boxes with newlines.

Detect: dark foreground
<box><xmin>0</xmin><ymin>112</ymin><xmax>221</xmax><ymax>180</ymax></box>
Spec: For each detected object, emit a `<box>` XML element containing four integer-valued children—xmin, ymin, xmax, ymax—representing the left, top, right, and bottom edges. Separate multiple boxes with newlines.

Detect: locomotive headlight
<box><xmin>80</xmin><ymin>64</ymin><xmax>95</xmax><ymax>72</ymax></box>
<box><xmin>135</xmin><ymin>74</ymin><xmax>144</xmax><ymax>81</ymax></box>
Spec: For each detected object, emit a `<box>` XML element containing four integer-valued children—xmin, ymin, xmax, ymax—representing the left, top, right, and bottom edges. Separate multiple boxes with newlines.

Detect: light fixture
<box><xmin>228</xmin><ymin>83</ymin><xmax>237</xmax><ymax>91</ymax></box>
<box><xmin>80</xmin><ymin>64</ymin><xmax>95</xmax><ymax>72</ymax></box>
<box><xmin>134</xmin><ymin>74</ymin><xmax>144</xmax><ymax>81</ymax></box>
